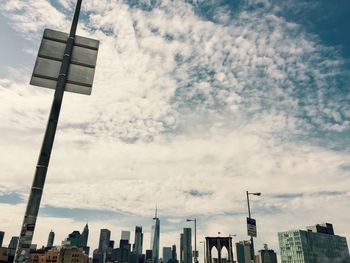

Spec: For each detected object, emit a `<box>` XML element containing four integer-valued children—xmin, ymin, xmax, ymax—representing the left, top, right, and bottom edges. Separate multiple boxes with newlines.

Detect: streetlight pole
<box><xmin>14</xmin><ymin>1</ymin><xmax>84</xmax><ymax>262</ymax></box>
<box><xmin>186</xmin><ymin>218</ymin><xmax>197</xmax><ymax>263</ymax></box>
<box><xmin>200</xmin><ymin>241</ymin><xmax>205</xmax><ymax>263</ymax></box>
<box><xmin>246</xmin><ymin>191</ymin><xmax>261</xmax><ymax>263</ymax></box>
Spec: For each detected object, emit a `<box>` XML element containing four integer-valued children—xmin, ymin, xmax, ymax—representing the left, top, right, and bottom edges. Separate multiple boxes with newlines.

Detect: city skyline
<box><xmin>1</xmin><ymin>0</ymin><xmax>350</xmax><ymax>261</ymax></box>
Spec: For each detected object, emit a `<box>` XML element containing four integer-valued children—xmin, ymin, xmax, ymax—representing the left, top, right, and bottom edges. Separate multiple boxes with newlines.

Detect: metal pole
<box><xmin>246</xmin><ymin>192</ymin><xmax>254</xmax><ymax>263</ymax></box>
<box><xmin>14</xmin><ymin>1</ymin><xmax>82</xmax><ymax>262</ymax></box>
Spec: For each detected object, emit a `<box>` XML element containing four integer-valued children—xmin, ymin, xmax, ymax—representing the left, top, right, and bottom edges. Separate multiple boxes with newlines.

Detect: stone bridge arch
<box><xmin>205</xmin><ymin>237</ymin><xmax>233</xmax><ymax>263</ymax></box>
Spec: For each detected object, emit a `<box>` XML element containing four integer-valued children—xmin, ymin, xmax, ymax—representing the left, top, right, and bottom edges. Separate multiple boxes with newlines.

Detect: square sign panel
<box><xmin>247</xmin><ymin>217</ymin><xmax>257</xmax><ymax>237</ymax></box>
<box><xmin>30</xmin><ymin>29</ymin><xmax>99</xmax><ymax>95</ymax></box>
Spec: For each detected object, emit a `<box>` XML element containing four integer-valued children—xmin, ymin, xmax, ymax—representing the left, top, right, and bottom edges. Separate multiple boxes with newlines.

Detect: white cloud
<box><xmin>0</xmin><ymin>0</ymin><xmax>349</xmax><ymax>258</ymax></box>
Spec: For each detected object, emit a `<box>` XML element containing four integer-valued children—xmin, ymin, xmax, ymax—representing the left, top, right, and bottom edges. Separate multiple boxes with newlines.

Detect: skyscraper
<box><xmin>171</xmin><ymin>245</ymin><xmax>178</xmax><ymax>263</ymax></box>
<box><xmin>163</xmin><ymin>247</ymin><xmax>172</xmax><ymax>263</ymax></box>
<box><xmin>134</xmin><ymin>226</ymin><xmax>143</xmax><ymax>255</ymax></box>
<box><xmin>182</xmin><ymin>228</ymin><xmax>192</xmax><ymax>263</ymax></box>
<box><xmin>235</xmin><ymin>241</ymin><xmax>251</xmax><ymax>263</ymax></box>
<box><xmin>67</xmin><ymin>231</ymin><xmax>81</xmax><ymax>246</ymax></box>
<box><xmin>150</xmin><ymin>207</ymin><xmax>160</xmax><ymax>263</ymax></box>
<box><xmin>121</xmin><ymin>231</ymin><xmax>131</xmax><ymax>242</ymax></box>
<box><xmin>7</xmin><ymin>236</ymin><xmax>19</xmax><ymax>263</ymax></box>
<box><xmin>256</xmin><ymin>245</ymin><xmax>277</xmax><ymax>263</ymax></box>
<box><xmin>278</xmin><ymin>223</ymin><xmax>350</xmax><ymax>263</ymax></box>
<box><xmin>81</xmin><ymin>224</ymin><xmax>89</xmax><ymax>247</ymax></box>
<box><xmin>99</xmin><ymin>229</ymin><xmax>111</xmax><ymax>251</ymax></box>
<box><xmin>47</xmin><ymin>230</ymin><xmax>55</xmax><ymax>248</ymax></box>
<box><xmin>180</xmin><ymin>234</ymin><xmax>184</xmax><ymax>263</ymax></box>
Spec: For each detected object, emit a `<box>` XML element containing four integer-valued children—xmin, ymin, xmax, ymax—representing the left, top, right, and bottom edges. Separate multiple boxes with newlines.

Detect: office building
<box><xmin>236</xmin><ymin>241</ymin><xmax>251</xmax><ymax>263</ymax></box>
<box><xmin>81</xmin><ymin>224</ymin><xmax>89</xmax><ymax>247</ymax></box>
<box><xmin>180</xmin><ymin>234</ymin><xmax>184</xmax><ymax>263</ymax></box>
<box><xmin>256</xmin><ymin>245</ymin><xmax>277</xmax><ymax>263</ymax></box>
<box><xmin>47</xmin><ymin>230</ymin><xmax>55</xmax><ymax>248</ymax></box>
<box><xmin>0</xmin><ymin>231</ymin><xmax>4</xmax><ymax>247</ymax></box>
<box><xmin>134</xmin><ymin>226</ymin><xmax>143</xmax><ymax>255</ymax></box>
<box><xmin>163</xmin><ymin>247</ymin><xmax>172</xmax><ymax>263</ymax></box>
<box><xmin>122</xmin><ymin>231</ymin><xmax>131</xmax><ymax>242</ymax></box>
<box><xmin>182</xmin><ymin>228</ymin><xmax>192</xmax><ymax>263</ymax></box>
<box><xmin>150</xmin><ymin>208</ymin><xmax>160</xmax><ymax>263</ymax></box>
<box><xmin>31</xmin><ymin>247</ymin><xmax>88</xmax><ymax>263</ymax></box>
<box><xmin>93</xmin><ymin>249</ymin><xmax>104</xmax><ymax>263</ymax></box>
<box><xmin>171</xmin><ymin>245</ymin><xmax>178</xmax><ymax>263</ymax></box>
<box><xmin>61</xmin><ymin>246</ymin><xmax>89</xmax><ymax>262</ymax></box>
<box><xmin>99</xmin><ymin>229</ymin><xmax>111</xmax><ymax>251</ymax></box>
<box><xmin>7</xmin><ymin>236</ymin><xmax>19</xmax><ymax>263</ymax></box>
<box><xmin>278</xmin><ymin>223</ymin><xmax>350</xmax><ymax>263</ymax></box>
<box><xmin>67</xmin><ymin>231</ymin><xmax>81</xmax><ymax>246</ymax></box>
<box><xmin>146</xmin><ymin>249</ymin><xmax>153</xmax><ymax>262</ymax></box>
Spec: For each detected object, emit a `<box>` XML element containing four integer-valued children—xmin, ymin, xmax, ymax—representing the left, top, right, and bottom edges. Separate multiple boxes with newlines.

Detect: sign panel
<box><xmin>30</xmin><ymin>29</ymin><xmax>99</xmax><ymax>95</ymax></box>
<box><xmin>247</xmin><ymin>217</ymin><xmax>257</xmax><ymax>237</ymax></box>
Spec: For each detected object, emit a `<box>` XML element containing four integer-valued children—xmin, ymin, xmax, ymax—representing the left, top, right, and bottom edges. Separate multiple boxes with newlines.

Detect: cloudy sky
<box><xmin>0</xmin><ymin>0</ymin><xmax>350</xmax><ymax>259</ymax></box>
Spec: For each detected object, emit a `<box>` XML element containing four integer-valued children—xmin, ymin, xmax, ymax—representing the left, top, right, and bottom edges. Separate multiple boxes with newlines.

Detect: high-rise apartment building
<box><xmin>47</xmin><ymin>230</ymin><xmax>55</xmax><ymax>248</ymax></box>
<box><xmin>163</xmin><ymin>247</ymin><xmax>172</xmax><ymax>263</ymax></box>
<box><xmin>236</xmin><ymin>241</ymin><xmax>251</xmax><ymax>263</ymax></box>
<box><xmin>134</xmin><ymin>226</ymin><xmax>143</xmax><ymax>255</ymax></box>
<box><xmin>182</xmin><ymin>228</ymin><xmax>192</xmax><ymax>263</ymax></box>
<box><xmin>150</xmin><ymin>208</ymin><xmax>160</xmax><ymax>263</ymax></box>
<box><xmin>278</xmin><ymin>223</ymin><xmax>350</xmax><ymax>263</ymax></box>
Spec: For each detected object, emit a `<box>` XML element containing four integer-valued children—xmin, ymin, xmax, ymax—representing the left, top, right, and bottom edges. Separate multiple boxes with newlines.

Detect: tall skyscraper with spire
<box><xmin>150</xmin><ymin>205</ymin><xmax>160</xmax><ymax>263</ymax></box>
<box><xmin>81</xmin><ymin>224</ymin><xmax>89</xmax><ymax>247</ymax></box>
<box><xmin>47</xmin><ymin>230</ymin><xmax>55</xmax><ymax>248</ymax></box>
<box><xmin>81</xmin><ymin>223</ymin><xmax>90</xmax><ymax>256</ymax></box>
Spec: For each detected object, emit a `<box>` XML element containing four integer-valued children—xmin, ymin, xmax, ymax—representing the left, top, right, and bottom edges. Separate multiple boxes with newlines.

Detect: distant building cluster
<box><xmin>0</xmin><ymin>220</ymin><xmax>349</xmax><ymax>263</ymax></box>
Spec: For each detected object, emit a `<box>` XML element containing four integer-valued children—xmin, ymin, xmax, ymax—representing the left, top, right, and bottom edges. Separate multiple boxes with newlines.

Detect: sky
<box><xmin>0</xmin><ymin>0</ymin><xmax>350</xmax><ymax>259</ymax></box>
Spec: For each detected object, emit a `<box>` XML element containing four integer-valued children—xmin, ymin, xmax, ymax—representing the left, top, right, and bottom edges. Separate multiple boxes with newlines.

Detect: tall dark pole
<box><xmin>14</xmin><ymin>1</ymin><xmax>82</xmax><ymax>262</ymax></box>
<box><xmin>246</xmin><ymin>191</ymin><xmax>255</xmax><ymax>263</ymax></box>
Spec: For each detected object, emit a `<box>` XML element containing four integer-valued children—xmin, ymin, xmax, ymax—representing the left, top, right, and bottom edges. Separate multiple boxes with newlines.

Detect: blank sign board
<box><xmin>30</xmin><ymin>29</ymin><xmax>99</xmax><ymax>95</ymax></box>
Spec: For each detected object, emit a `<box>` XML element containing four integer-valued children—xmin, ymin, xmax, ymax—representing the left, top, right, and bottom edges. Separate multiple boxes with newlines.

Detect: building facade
<box><xmin>47</xmin><ymin>230</ymin><xmax>55</xmax><ymax>248</ymax></box>
<box><xmin>163</xmin><ymin>247</ymin><xmax>172</xmax><ymax>263</ymax></box>
<box><xmin>150</xmin><ymin>209</ymin><xmax>160</xmax><ymax>263</ymax></box>
<box><xmin>235</xmin><ymin>241</ymin><xmax>251</xmax><ymax>263</ymax></box>
<box><xmin>256</xmin><ymin>245</ymin><xmax>277</xmax><ymax>263</ymax></box>
<box><xmin>278</xmin><ymin>223</ymin><xmax>350</xmax><ymax>263</ymax></box>
<box><xmin>134</xmin><ymin>226</ymin><xmax>143</xmax><ymax>255</ymax></box>
<box><xmin>182</xmin><ymin>228</ymin><xmax>192</xmax><ymax>263</ymax></box>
